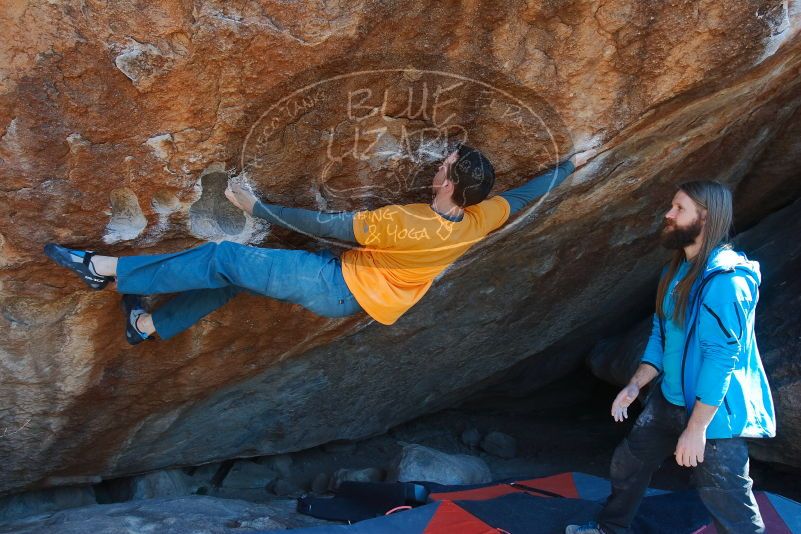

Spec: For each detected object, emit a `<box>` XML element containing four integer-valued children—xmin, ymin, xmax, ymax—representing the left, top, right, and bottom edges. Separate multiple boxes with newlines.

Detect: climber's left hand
<box><xmin>675</xmin><ymin>426</ymin><xmax>706</xmax><ymax>467</ymax></box>
<box><xmin>225</xmin><ymin>181</ymin><xmax>258</xmax><ymax>215</ymax></box>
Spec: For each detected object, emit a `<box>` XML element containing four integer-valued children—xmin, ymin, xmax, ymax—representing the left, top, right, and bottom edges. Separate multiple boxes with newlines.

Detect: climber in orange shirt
<box><xmin>45</xmin><ymin>144</ymin><xmax>593</xmax><ymax>344</ymax></box>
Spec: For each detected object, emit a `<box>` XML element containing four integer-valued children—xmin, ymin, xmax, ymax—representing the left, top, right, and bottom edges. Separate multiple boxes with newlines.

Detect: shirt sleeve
<box><xmin>694</xmin><ymin>273</ymin><xmax>754</xmax><ymax>407</ymax></box>
<box><xmin>640</xmin><ymin>264</ymin><xmax>670</xmax><ymax>373</ymax></box>
<box><xmin>499</xmin><ymin>159</ymin><xmax>575</xmax><ymax>215</ymax></box>
<box><xmin>474</xmin><ymin>195</ymin><xmax>512</xmax><ymax>233</ymax></box>
<box><xmin>252</xmin><ymin>201</ymin><xmax>357</xmax><ymax>243</ymax></box>
<box><xmin>640</xmin><ymin>312</ymin><xmax>666</xmax><ymax>373</ymax></box>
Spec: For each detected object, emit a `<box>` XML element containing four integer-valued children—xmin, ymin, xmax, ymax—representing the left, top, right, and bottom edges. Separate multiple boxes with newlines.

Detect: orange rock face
<box><xmin>1</xmin><ymin>1</ymin><xmax>800</xmax><ymax>495</ymax></box>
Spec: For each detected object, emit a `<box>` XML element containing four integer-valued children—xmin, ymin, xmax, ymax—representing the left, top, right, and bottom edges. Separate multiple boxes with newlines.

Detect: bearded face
<box><xmin>660</xmin><ymin>189</ymin><xmax>706</xmax><ymax>251</ymax></box>
<box><xmin>660</xmin><ymin>214</ymin><xmax>703</xmax><ymax>249</ymax></box>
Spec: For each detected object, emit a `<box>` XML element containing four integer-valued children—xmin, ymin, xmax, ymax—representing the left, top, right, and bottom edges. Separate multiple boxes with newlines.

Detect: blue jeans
<box><xmin>598</xmin><ymin>388</ymin><xmax>764</xmax><ymax>533</ymax></box>
<box><xmin>116</xmin><ymin>241</ymin><xmax>363</xmax><ymax>340</ymax></box>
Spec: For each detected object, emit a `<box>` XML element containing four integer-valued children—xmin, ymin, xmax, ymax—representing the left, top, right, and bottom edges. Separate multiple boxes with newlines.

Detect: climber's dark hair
<box><xmin>447</xmin><ymin>144</ymin><xmax>496</xmax><ymax>207</ymax></box>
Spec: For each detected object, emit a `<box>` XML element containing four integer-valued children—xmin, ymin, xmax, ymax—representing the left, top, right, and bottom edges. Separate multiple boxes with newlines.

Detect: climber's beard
<box><xmin>660</xmin><ymin>216</ymin><xmax>703</xmax><ymax>250</ymax></box>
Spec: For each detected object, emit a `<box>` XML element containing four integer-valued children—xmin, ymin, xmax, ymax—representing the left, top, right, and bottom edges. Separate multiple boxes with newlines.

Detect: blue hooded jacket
<box><xmin>640</xmin><ymin>245</ymin><xmax>776</xmax><ymax>439</ymax></box>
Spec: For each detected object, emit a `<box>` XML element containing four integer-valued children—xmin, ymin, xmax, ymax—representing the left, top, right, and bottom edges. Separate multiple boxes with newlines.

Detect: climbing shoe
<box><xmin>44</xmin><ymin>243</ymin><xmax>115</xmax><ymax>290</ymax></box>
<box><xmin>122</xmin><ymin>294</ymin><xmax>155</xmax><ymax>345</ymax></box>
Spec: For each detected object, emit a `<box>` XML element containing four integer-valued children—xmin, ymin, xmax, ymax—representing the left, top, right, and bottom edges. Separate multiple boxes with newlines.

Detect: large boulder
<box><xmin>1</xmin><ymin>0</ymin><xmax>800</xmax><ymax>496</ymax></box>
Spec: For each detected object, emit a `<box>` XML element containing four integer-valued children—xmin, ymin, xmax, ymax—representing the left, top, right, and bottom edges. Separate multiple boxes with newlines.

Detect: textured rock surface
<box><xmin>394</xmin><ymin>444</ymin><xmax>492</xmax><ymax>485</ymax></box>
<box><xmin>0</xmin><ymin>495</ymin><xmax>326</xmax><ymax>533</ymax></box>
<box><xmin>480</xmin><ymin>431</ymin><xmax>518</xmax><ymax>459</ymax></box>
<box><xmin>1</xmin><ymin>0</ymin><xmax>801</xmax><ymax>497</ymax></box>
<box><xmin>0</xmin><ymin>485</ymin><xmax>96</xmax><ymax>524</ymax></box>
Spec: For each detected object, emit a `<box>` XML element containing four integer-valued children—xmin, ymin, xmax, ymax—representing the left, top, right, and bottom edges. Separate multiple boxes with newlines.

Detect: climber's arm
<box><xmin>499</xmin><ymin>159</ymin><xmax>576</xmax><ymax>216</ymax></box>
<box><xmin>224</xmin><ymin>182</ymin><xmax>358</xmax><ymax>243</ymax></box>
<box><xmin>252</xmin><ymin>202</ymin><xmax>358</xmax><ymax>243</ymax></box>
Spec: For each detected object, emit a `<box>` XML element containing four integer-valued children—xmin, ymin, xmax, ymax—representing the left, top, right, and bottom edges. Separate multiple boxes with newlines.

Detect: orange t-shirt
<box><xmin>340</xmin><ymin>196</ymin><xmax>511</xmax><ymax>325</ymax></box>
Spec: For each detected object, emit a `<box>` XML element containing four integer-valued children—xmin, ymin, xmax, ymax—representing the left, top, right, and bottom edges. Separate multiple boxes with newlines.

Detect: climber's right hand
<box><xmin>570</xmin><ymin>147</ymin><xmax>599</xmax><ymax>168</ymax></box>
<box><xmin>611</xmin><ymin>383</ymin><xmax>640</xmax><ymax>422</ymax></box>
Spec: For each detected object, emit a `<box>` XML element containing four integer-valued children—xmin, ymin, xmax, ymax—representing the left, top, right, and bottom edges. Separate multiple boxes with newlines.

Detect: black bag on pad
<box><xmin>297</xmin><ymin>481</ymin><xmax>430</xmax><ymax>522</ymax></box>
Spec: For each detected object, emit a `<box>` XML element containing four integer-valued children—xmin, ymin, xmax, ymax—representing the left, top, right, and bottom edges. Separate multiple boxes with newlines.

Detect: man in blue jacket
<box><xmin>567</xmin><ymin>181</ymin><xmax>775</xmax><ymax>534</ymax></box>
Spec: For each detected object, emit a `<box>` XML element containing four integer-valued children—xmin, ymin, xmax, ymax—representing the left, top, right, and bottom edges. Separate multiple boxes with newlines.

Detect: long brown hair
<box><xmin>655</xmin><ymin>181</ymin><xmax>733</xmax><ymax>324</ymax></box>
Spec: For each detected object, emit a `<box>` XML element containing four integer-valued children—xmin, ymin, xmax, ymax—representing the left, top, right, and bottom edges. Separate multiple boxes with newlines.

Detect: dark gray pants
<box><xmin>598</xmin><ymin>389</ymin><xmax>765</xmax><ymax>534</ymax></box>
